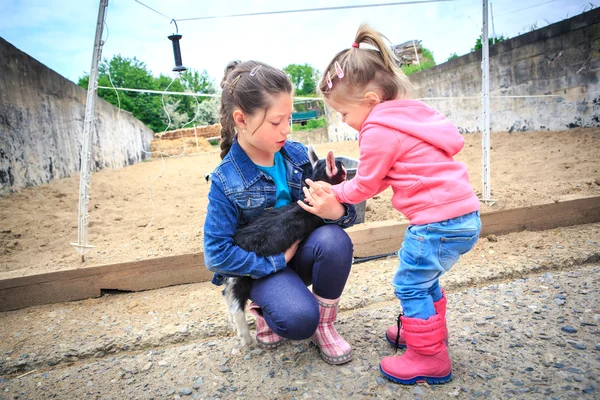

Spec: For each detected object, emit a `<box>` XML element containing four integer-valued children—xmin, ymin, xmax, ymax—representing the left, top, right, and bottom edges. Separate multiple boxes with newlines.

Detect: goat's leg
<box><xmin>232</xmin><ymin>306</ymin><xmax>253</xmax><ymax>347</ymax></box>
<box><xmin>223</xmin><ymin>285</ymin><xmax>237</xmax><ymax>332</ymax></box>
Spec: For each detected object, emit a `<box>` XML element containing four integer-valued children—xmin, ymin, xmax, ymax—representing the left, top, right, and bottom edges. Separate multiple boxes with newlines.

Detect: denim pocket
<box><xmin>400</xmin><ymin>225</ymin><xmax>426</xmax><ymax>268</ymax></box>
<box><xmin>437</xmin><ymin>228</ymin><xmax>479</xmax><ymax>271</ymax></box>
<box><xmin>234</xmin><ymin>194</ymin><xmax>267</xmax><ymax>225</ymax></box>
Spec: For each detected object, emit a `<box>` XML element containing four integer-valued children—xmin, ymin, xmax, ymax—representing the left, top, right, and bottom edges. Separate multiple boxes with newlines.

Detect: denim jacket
<box><xmin>203</xmin><ymin>139</ymin><xmax>357</xmax><ymax>285</ymax></box>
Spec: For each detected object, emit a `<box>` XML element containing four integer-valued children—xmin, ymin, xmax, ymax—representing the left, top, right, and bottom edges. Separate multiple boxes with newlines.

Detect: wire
<box><xmin>133</xmin><ymin>0</ymin><xmax>171</xmax><ymax>20</ymax></box>
<box><xmin>353</xmin><ymin>252</ymin><xmax>397</xmax><ymax>264</ymax></box>
<box><xmin>97</xmin><ymin>86</ymin><xmax>322</xmax><ymax>101</ymax></box>
<box><xmin>175</xmin><ymin>0</ymin><xmax>455</xmax><ymax>21</ymax></box>
<box><xmin>97</xmin><ymin>86</ymin><xmax>600</xmax><ymax>101</ymax></box>
<box><xmin>499</xmin><ymin>0</ymin><xmax>558</xmax><ymax>15</ymax></box>
<box><xmin>98</xmin><ymin>86</ymin><xmax>220</xmax><ymax>98</ymax></box>
<box><xmin>140</xmin><ymin>73</ymin><xmax>210</xmax><ymax>230</ymax></box>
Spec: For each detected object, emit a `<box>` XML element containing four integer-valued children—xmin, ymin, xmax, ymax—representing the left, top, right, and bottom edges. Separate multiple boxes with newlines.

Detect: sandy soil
<box><xmin>0</xmin><ymin>223</ymin><xmax>598</xmax><ymax>398</ymax></box>
<box><xmin>1</xmin><ymin>127</ymin><xmax>599</xmax><ymax>278</ymax></box>
<box><xmin>0</xmin><ymin>127</ymin><xmax>599</xmax><ymax>398</ymax></box>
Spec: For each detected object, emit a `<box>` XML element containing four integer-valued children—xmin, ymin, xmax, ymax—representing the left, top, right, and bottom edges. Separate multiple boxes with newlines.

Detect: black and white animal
<box><xmin>223</xmin><ymin>146</ymin><xmax>348</xmax><ymax>346</ymax></box>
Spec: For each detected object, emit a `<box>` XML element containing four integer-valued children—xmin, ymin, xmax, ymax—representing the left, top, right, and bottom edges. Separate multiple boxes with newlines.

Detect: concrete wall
<box><xmin>410</xmin><ymin>8</ymin><xmax>600</xmax><ymax>133</ymax></box>
<box><xmin>327</xmin><ymin>8</ymin><xmax>600</xmax><ymax>139</ymax></box>
<box><xmin>289</xmin><ymin>127</ymin><xmax>329</xmax><ymax>144</ymax></box>
<box><xmin>0</xmin><ymin>37</ymin><xmax>154</xmax><ymax>195</ymax></box>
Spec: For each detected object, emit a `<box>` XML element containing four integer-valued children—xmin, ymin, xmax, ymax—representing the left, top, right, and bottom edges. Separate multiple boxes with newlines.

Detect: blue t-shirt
<box><xmin>256</xmin><ymin>152</ymin><xmax>292</xmax><ymax>209</ymax></box>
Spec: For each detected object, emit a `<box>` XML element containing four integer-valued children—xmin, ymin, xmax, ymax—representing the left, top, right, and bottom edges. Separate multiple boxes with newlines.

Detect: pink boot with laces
<box><xmin>380</xmin><ymin>312</ymin><xmax>452</xmax><ymax>385</ymax></box>
<box><xmin>385</xmin><ymin>289</ymin><xmax>448</xmax><ymax>348</ymax></box>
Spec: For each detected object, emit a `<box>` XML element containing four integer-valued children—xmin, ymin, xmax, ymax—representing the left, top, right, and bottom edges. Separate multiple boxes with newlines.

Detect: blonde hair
<box><xmin>318</xmin><ymin>23</ymin><xmax>412</xmax><ymax>104</ymax></box>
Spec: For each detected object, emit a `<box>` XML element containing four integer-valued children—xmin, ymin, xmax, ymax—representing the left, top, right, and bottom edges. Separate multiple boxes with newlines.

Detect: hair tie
<box><xmin>229</xmin><ymin>75</ymin><xmax>241</xmax><ymax>94</ymax></box>
<box><xmin>250</xmin><ymin>65</ymin><xmax>262</xmax><ymax>76</ymax></box>
<box><xmin>334</xmin><ymin>61</ymin><xmax>344</xmax><ymax>79</ymax></box>
<box><xmin>326</xmin><ymin>73</ymin><xmax>333</xmax><ymax>89</ymax></box>
<box><xmin>352</xmin><ymin>42</ymin><xmax>359</xmax><ymax>48</ymax></box>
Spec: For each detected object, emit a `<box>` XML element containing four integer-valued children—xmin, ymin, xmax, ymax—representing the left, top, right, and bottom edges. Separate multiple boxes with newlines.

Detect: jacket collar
<box><xmin>280</xmin><ymin>140</ymin><xmax>310</xmax><ymax>169</ymax></box>
<box><xmin>228</xmin><ymin>138</ymin><xmax>309</xmax><ymax>189</ymax></box>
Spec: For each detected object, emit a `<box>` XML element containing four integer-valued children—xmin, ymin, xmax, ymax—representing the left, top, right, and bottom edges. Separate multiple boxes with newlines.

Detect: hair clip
<box><xmin>250</xmin><ymin>65</ymin><xmax>262</xmax><ymax>76</ymax></box>
<box><xmin>229</xmin><ymin>75</ymin><xmax>241</xmax><ymax>94</ymax></box>
<box><xmin>334</xmin><ymin>61</ymin><xmax>344</xmax><ymax>79</ymax></box>
<box><xmin>326</xmin><ymin>73</ymin><xmax>333</xmax><ymax>89</ymax></box>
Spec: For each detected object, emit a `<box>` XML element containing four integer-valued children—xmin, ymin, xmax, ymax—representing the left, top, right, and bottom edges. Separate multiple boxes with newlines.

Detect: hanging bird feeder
<box><xmin>168</xmin><ymin>19</ymin><xmax>187</xmax><ymax>72</ymax></box>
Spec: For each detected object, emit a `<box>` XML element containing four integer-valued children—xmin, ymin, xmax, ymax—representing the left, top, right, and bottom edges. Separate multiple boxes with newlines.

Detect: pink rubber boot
<box><xmin>380</xmin><ymin>313</ymin><xmax>452</xmax><ymax>384</ymax></box>
<box><xmin>311</xmin><ymin>294</ymin><xmax>352</xmax><ymax>364</ymax></box>
<box><xmin>385</xmin><ymin>289</ymin><xmax>448</xmax><ymax>348</ymax></box>
<box><xmin>247</xmin><ymin>302</ymin><xmax>285</xmax><ymax>349</ymax></box>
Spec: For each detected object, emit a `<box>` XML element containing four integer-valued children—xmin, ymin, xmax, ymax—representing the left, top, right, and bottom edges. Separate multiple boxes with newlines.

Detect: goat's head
<box><xmin>308</xmin><ymin>145</ymin><xmax>347</xmax><ymax>185</ymax></box>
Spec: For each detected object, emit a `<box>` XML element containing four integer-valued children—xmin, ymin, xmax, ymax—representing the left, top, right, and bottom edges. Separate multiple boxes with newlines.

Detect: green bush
<box><xmin>446</xmin><ymin>52</ymin><xmax>459</xmax><ymax>62</ymax></box>
<box><xmin>401</xmin><ymin>59</ymin><xmax>436</xmax><ymax>76</ymax></box>
<box><xmin>400</xmin><ymin>46</ymin><xmax>436</xmax><ymax>76</ymax></box>
<box><xmin>292</xmin><ymin>117</ymin><xmax>326</xmax><ymax>132</ymax></box>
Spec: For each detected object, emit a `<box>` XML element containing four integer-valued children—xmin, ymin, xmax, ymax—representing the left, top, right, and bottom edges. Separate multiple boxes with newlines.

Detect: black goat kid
<box><xmin>223</xmin><ymin>147</ymin><xmax>347</xmax><ymax>346</ymax></box>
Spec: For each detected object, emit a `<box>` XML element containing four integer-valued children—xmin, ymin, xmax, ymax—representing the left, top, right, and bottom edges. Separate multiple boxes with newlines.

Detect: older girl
<box><xmin>204</xmin><ymin>60</ymin><xmax>356</xmax><ymax>364</ymax></box>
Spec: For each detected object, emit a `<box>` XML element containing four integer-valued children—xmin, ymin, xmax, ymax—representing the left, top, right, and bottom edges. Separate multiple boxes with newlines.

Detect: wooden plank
<box><xmin>348</xmin><ymin>196</ymin><xmax>600</xmax><ymax>257</ymax></box>
<box><xmin>0</xmin><ymin>253</ymin><xmax>211</xmax><ymax>312</ymax></box>
<box><xmin>480</xmin><ymin>196</ymin><xmax>600</xmax><ymax>237</ymax></box>
<box><xmin>1</xmin><ymin>196</ymin><xmax>599</xmax><ymax>312</ymax></box>
<box><xmin>346</xmin><ymin>220</ymin><xmax>406</xmax><ymax>258</ymax></box>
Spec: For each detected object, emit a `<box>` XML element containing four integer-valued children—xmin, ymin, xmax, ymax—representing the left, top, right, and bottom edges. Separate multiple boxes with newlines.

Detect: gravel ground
<box><xmin>1</xmin><ymin>223</ymin><xmax>599</xmax><ymax>399</ymax></box>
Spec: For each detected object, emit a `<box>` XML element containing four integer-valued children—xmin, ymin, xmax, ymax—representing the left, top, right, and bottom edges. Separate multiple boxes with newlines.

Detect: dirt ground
<box><xmin>0</xmin><ymin>127</ymin><xmax>599</xmax><ymax>398</ymax></box>
<box><xmin>0</xmin><ymin>223</ymin><xmax>599</xmax><ymax>398</ymax></box>
<box><xmin>1</xmin><ymin>127</ymin><xmax>599</xmax><ymax>279</ymax></box>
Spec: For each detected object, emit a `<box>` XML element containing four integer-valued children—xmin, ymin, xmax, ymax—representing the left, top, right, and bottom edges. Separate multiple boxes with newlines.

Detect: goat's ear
<box><xmin>308</xmin><ymin>145</ymin><xmax>319</xmax><ymax>168</ymax></box>
<box><xmin>326</xmin><ymin>150</ymin><xmax>338</xmax><ymax>178</ymax></box>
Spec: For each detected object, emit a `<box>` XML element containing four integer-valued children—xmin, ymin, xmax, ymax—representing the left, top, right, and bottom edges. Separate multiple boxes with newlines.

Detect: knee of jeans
<box><xmin>312</xmin><ymin>225</ymin><xmax>353</xmax><ymax>255</ymax></box>
<box><xmin>268</xmin><ymin>303</ymin><xmax>319</xmax><ymax>340</ymax></box>
<box><xmin>393</xmin><ymin>286</ymin><xmax>430</xmax><ymax>300</ymax></box>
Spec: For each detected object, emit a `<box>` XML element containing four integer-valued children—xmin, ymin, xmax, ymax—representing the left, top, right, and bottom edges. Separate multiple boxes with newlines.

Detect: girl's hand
<box><xmin>284</xmin><ymin>240</ymin><xmax>301</xmax><ymax>263</ymax></box>
<box><xmin>297</xmin><ymin>179</ymin><xmax>345</xmax><ymax>220</ymax></box>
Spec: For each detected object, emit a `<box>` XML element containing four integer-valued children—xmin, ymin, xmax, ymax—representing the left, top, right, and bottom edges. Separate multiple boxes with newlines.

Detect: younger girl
<box><xmin>299</xmin><ymin>25</ymin><xmax>481</xmax><ymax>384</ymax></box>
<box><xmin>204</xmin><ymin>60</ymin><xmax>356</xmax><ymax>365</ymax></box>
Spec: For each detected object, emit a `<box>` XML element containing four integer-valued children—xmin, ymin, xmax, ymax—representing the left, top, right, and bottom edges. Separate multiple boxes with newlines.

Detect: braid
<box><xmin>219</xmin><ymin>106</ymin><xmax>236</xmax><ymax>160</ymax></box>
<box><xmin>219</xmin><ymin>61</ymin><xmax>242</xmax><ymax>160</ymax></box>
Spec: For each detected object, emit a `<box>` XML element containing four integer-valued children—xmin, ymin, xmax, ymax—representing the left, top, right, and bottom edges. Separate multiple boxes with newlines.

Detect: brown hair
<box><xmin>318</xmin><ymin>23</ymin><xmax>412</xmax><ymax>104</ymax></box>
<box><xmin>219</xmin><ymin>60</ymin><xmax>293</xmax><ymax>159</ymax></box>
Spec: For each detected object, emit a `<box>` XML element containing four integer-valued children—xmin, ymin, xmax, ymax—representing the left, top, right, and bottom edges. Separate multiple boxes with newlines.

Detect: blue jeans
<box><xmin>249</xmin><ymin>224</ymin><xmax>353</xmax><ymax>340</ymax></box>
<box><xmin>393</xmin><ymin>211</ymin><xmax>481</xmax><ymax>319</ymax></box>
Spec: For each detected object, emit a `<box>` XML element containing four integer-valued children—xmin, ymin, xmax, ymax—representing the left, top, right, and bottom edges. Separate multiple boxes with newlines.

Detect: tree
<box><xmin>179</xmin><ymin>69</ymin><xmax>216</xmax><ymax>95</ymax></box>
<box><xmin>196</xmin><ymin>97</ymin><xmax>221</xmax><ymax>126</ymax></box>
<box><xmin>472</xmin><ymin>34</ymin><xmax>507</xmax><ymax>51</ymax></box>
<box><xmin>77</xmin><ymin>55</ymin><xmax>217</xmax><ymax>133</ymax></box>
<box><xmin>283</xmin><ymin>63</ymin><xmax>319</xmax><ymax>96</ymax></box>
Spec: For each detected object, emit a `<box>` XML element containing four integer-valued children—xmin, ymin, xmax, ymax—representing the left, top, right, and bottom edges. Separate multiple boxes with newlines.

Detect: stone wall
<box><xmin>410</xmin><ymin>8</ymin><xmax>600</xmax><ymax>133</ymax></box>
<box><xmin>0</xmin><ymin>37</ymin><xmax>154</xmax><ymax>195</ymax></box>
<box><xmin>327</xmin><ymin>8</ymin><xmax>600</xmax><ymax>139</ymax></box>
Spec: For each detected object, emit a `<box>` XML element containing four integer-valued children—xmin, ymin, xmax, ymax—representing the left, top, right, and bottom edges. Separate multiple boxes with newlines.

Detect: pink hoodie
<box><xmin>332</xmin><ymin>99</ymin><xmax>480</xmax><ymax>225</ymax></box>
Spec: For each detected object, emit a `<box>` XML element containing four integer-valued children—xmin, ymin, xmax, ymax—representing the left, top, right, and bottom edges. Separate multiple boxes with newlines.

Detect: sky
<box><xmin>0</xmin><ymin>0</ymin><xmax>595</xmax><ymax>89</ymax></box>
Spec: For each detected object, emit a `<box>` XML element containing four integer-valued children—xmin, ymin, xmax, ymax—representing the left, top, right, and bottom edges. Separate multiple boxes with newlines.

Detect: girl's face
<box><xmin>326</xmin><ymin>95</ymin><xmax>374</xmax><ymax>132</ymax></box>
<box><xmin>237</xmin><ymin>92</ymin><xmax>293</xmax><ymax>165</ymax></box>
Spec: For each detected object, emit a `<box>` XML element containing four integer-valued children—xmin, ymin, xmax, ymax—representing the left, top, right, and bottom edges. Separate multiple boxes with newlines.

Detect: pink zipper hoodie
<box><xmin>332</xmin><ymin>99</ymin><xmax>480</xmax><ymax>225</ymax></box>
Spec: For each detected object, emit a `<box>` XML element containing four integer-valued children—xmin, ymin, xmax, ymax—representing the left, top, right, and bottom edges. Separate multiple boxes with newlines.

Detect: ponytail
<box><xmin>319</xmin><ymin>23</ymin><xmax>412</xmax><ymax>102</ymax></box>
<box><xmin>354</xmin><ymin>24</ymin><xmax>400</xmax><ymax>74</ymax></box>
